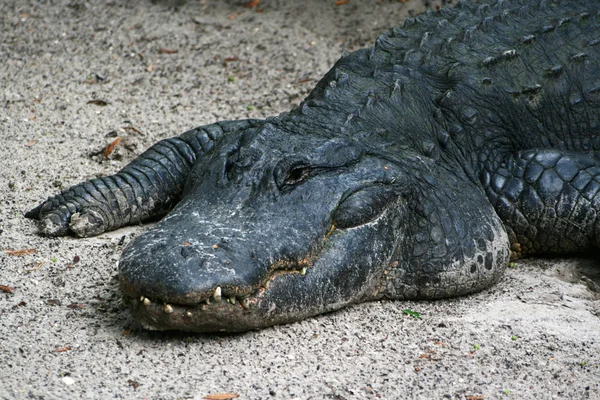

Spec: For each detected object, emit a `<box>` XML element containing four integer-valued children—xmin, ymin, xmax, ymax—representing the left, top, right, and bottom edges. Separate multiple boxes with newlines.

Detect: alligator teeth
<box><xmin>213</xmin><ymin>286</ymin><xmax>222</xmax><ymax>302</ymax></box>
<box><xmin>164</xmin><ymin>304</ymin><xmax>173</xmax><ymax>314</ymax></box>
<box><xmin>143</xmin><ymin>297</ymin><xmax>151</xmax><ymax>307</ymax></box>
<box><xmin>205</xmin><ymin>298</ymin><xmax>211</xmax><ymax>305</ymax></box>
<box><xmin>139</xmin><ymin>295</ymin><xmax>145</xmax><ymax>302</ymax></box>
<box><xmin>300</xmin><ymin>267</ymin><xmax>307</xmax><ymax>275</ymax></box>
<box><xmin>228</xmin><ymin>297</ymin><xmax>236</xmax><ymax>305</ymax></box>
<box><xmin>201</xmin><ymin>304</ymin><xmax>208</xmax><ymax>311</ymax></box>
<box><xmin>185</xmin><ymin>311</ymin><xmax>193</xmax><ymax>317</ymax></box>
<box><xmin>240</xmin><ymin>298</ymin><xmax>250</xmax><ymax>310</ymax></box>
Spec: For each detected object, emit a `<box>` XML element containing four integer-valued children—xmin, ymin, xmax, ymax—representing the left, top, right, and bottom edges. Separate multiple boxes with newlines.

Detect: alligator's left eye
<box><xmin>275</xmin><ymin>159</ymin><xmax>314</xmax><ymax>190</ymax></box>
<box><xmin>284</xmin><ymin>165</ymin><xmax>312</xmax><ymax>186</ymax></box>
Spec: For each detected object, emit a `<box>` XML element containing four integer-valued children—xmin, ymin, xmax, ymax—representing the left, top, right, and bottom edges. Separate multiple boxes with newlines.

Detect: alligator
<box><xmin>26</xmin><ymin>0</ymin><xmax>600</xmax><ymax>332</ymax></box>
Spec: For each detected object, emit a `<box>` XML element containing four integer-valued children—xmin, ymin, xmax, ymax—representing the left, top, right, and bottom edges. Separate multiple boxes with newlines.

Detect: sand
<box><xmin>1</xmin><ymin>0</ymin><xmax>599</xmax><ymax>398</ymax></box>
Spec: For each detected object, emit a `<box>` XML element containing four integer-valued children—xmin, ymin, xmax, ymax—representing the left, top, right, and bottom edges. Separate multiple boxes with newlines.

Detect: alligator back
<box><xmin>303</xmin><ymin>0</ymin><xmax>600</xmax><ymax>173</ymax></box>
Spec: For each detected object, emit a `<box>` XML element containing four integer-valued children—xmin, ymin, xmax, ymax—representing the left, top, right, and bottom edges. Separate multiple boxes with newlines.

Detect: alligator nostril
<box><xmin>180</xmin><ymin>245</ymin><xmax>199</xmax><ymax>259</ymax></box>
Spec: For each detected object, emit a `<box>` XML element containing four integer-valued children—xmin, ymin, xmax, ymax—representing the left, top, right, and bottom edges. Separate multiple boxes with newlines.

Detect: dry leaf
<box><xmin>55</xmin><ymin>346</ymin><xmax>71</xmax><ymax>353</ymax></box>
<box><xmin>0</xmin><ymin>285</ymin><xmax>15</xmax><ymax>294</ymax></box>
<box><xmin>335</xmin><ymin>0</ymin><xmax>350</xmax><ymax>5</ymax></box>
<box><xmin>243</xmin><ymin>0</ymin><xmax>260</xmax><ymax>7</ymax></box>
<box><xmin>123</xmin><ymin>126</ymin><xmax>142</xmax><ymax>135</ymax></box>
<box><xmin>158</xmin><ymin>48</ymin><xmax>178</xmax><ymax>54</ymax></box>
<box><xmin>103</xmin><ymin>136</ymin><xmax>122</xmax><ymax>158</ymax></box>
<box><xmin>87</xmin><ymin>99</ymin><xmax>109</xmax><ymax>106</ymax></box>
<box><xmin>203</xmin><ymin>394</ymin><xmax>240</xmax><ymax>400</ymax></box>
<box><xmin>5</xmin><ymin>249</ymin><xmax>36</xmax><ymax>256</ymax></box>
<box><xmin>24</xmin><ymin>140</ymin><xmax>38</xmax><ymax>147</ymax></box>
<box><xmin>127</xmin><ymin>379</ymin><xmax>141</xmax><ymax>389</ymax></box>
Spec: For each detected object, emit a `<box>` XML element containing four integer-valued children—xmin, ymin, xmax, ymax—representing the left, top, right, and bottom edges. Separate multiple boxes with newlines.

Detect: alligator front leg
<box><xmin>26</xmin><ymin>119</ymin><xmax>261</xmax><ymax>237</ymax></box>
<box><xmin>484</xmin><ymin>149</ymin><xmax>600</xmax><ymax>257</ymax></box>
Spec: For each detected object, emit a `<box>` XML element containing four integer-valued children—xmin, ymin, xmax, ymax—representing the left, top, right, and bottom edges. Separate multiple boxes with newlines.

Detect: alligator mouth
<box><xmin>120</xmin><ymin>256</ymin><xmax>319</xmax><ymax>332</ymax></box>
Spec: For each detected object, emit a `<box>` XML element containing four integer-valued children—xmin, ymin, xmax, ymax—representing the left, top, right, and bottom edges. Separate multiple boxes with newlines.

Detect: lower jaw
<box><xmin>122</xmin><ymin>294</ymin><xmax>276</xmax><ymax>332</ymax></box>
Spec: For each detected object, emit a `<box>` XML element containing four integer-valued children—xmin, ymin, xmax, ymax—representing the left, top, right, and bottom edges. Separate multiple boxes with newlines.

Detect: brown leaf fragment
<box><xmin>223</xmin><ymin>56</ymin><xmax>240</xmax><ymax>67</ymax></box>
<box><xmin>0</xmin><ymin>285</ymin><xmax>15</xmax><ymax>294</ymax></box>
<box><xmin>190</xmin><ymin>18</ymin><xmax>229</xmax><ymax>29</ymax></box>
<box><xmin>203</xmin><ymin>394</ymin><xmax>240</xmax><ymax>400</ymax></box>
<box><xmin>158</xmin><ymin>48</ymin><xmax>178</xmax><ymax>54</ymax></box>
<box><xmin>123</xmin><ymin>125</ymin><xmax>142</xmax><ymax>135</ymax></box>
<box><xmin>24</xmin><ymin>139</ymin><xmax>38</xmax><ymax>147</ymax></box>
<box><xmin>128</xmin><ymin>379</ymin><xmax>141</xmax><ymax>389</ymax></box>
<box><xmin>72</xmin><ymin>255</ymin><xmax>80</xmax><ymax>264</ymax></box>
<box><xmin>466</xmin><ymin>396</ymin><xmax>485</xmax><ymax>400</ymax></box>
<box><xmin>55</xmin><ymin>346</ymin><xmax>71</xmax><ymax>353</ymax></box>
<box><xmin>5</xmin><ymin>249</ymin><xmax>36</xmax><ymax>256</ymax></box>
<box><xmin>103</xmin><ymin>136</ymin><xmax>122</xmax><ymax>158</ymax></box>
<box><xmin>181</xmin><ymin>242</ymin><xmax>191</xmax><ymax>246</ymax></box>
<box><xmin>47</xmin><ymin>299</ymin><xmax>62</xmax><ymax>306</ymax></box>
<box><xmin>243</xmin><ymin>0</ymin><xmax>260</xmax><ymax>7</ymax></box>
<box><xmin>87</xmin><ymin>99</ymin><xmax>109</xmax><ymax>106</ymax></box>
<box><xmin>27</xmin><ymin>261</ymin><xmax>45</xmax><ymax>272</ymax></box>
<box><xmin>67</xmin><ymin>303</ymin><xmax>86</xmax><ymax>309</ymax></box>
<box><xmin>335</xmin><ymin>0</ymin><xmax>350</xmax><ymax>5</ymax></box>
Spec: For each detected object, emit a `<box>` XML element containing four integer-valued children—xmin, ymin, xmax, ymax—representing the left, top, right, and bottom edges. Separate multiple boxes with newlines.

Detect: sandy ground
<box><xmin>1</xmin><ymin>0</ymin><xmax>600</xmax><ymax>399</ymax></box>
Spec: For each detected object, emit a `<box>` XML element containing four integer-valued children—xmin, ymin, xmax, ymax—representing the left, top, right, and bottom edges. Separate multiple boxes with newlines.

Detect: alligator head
<box><xmin>118</xmin><ymin>122</ymin><xmax>413</xmax><ymax>331</ymax></box>
<box><xmin>118</xmin><ymin>115</ymin><xmax>508</xmax><ymax>332</ymax></box>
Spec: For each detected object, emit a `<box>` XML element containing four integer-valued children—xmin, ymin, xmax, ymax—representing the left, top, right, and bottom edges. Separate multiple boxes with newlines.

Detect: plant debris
<box><xmin>402</xmin><ymin>309</ymin><xmax>422</xmax><ymax>319</ymax></box>
<box><xmin>5</xmin><ymin>249</ymin><xmax>36</xmax><ymax>256</ymax></box>
<box><xmin>128</xmin><ymin>379</ymin><xmax>141</xmax><ymax>389</ymax></box>
<box><xmin>158</xmin><ymin>48</ymin><xmax>178</xmax><ymax>54</ymax></box>
<box><xmin>87</xmin><ymin>99</ymin><xmax>109</xmax><ymax>106</ymax></box>
<box><xmin>203</xmin><ymin>394</ymin><xmax>240</xmax><ymax>400</ymax></box>
<box><xmin>55</xmin><ymin>346</ymin><xmax>71</xmax><ymax>353</ymax></box>
<box><xmin>103</xmin><ymin>136</ymin><xmax>122</xmax><ymax>158</ymax></box>
<box><xmin>123</xmin><ymin>126</ymin><xmax>142</xmax><ymax>135</ymax></box>
<box><xmin>0</xmin><ymin>285</ymin><xmax>15</xmax><ymax>294</ymax></box>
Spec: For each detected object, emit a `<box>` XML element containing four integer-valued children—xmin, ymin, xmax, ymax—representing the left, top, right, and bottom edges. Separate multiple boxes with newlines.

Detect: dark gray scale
<box><xmin>484</xmin><ymin>150</ymin><xmax>600</xmax><ymax>257</ymax></box>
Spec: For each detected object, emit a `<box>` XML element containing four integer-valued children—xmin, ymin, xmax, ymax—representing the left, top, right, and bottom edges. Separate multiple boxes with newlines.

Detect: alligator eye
<box><xmin>275</xmin><ymin>159</ymin><xmax>314</xmax><ymax>189</ymax></box>
<box><xmin>333</xmin><ymin>185</ymin><xmax>399</xmax><ymax>229</ymax></box>
<box><xmin>284</xmin><ymin>165</ymin><xmax>312</xmax><ymax>186</ymax></box>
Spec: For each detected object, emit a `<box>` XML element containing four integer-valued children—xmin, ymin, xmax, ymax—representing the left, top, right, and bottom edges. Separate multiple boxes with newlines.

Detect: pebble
<box><xmin>62</xmin><ymin>377</ymin><xmax>75</xmax><ymax>385</ymax></box>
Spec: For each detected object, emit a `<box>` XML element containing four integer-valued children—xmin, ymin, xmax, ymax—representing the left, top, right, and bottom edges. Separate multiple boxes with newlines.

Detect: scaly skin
<box><xmin>27</xmin><ymin>0</ymin><xmax>600</xmax><ymax>331</ymax></box>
